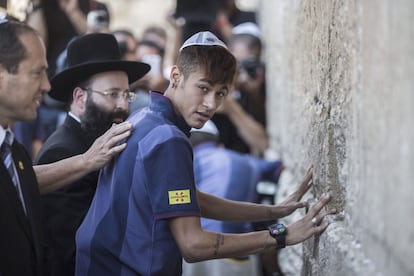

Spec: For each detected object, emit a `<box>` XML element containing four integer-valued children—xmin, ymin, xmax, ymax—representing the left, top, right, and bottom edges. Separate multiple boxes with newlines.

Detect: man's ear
<box><xmin>72</xmin><ymin>87</ymin><xmax>87</xmax><ymax>109</ymax></box>
<box><xmin>169</xmin><ymin>65</ymin><xmax>181</xmax><ymax>87</ymax></box>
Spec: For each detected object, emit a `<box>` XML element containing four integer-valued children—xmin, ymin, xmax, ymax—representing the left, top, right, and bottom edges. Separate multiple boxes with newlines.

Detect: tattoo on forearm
<box><xmin>213</xmin><ymin>234</ymin><xmax>224</xmax><ymax>256</ymax></box>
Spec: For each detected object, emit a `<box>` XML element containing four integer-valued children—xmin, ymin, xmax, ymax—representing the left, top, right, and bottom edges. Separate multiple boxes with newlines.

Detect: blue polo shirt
<box><xmin>75</xmin><ymin>92</ymin><xmax>201</xmax><ymax>276</ymax></box>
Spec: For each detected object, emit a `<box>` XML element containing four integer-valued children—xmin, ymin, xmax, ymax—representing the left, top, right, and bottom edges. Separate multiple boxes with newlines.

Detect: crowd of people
<box><xmin>0</xmin><ymin>1</ymin><xmax>337</xmax><ymax>275</ymax></box>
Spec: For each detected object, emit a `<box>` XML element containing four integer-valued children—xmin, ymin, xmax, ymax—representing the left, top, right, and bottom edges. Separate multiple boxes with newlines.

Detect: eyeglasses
<box><xmin>83</xmin><ymin>88</ymin><xmax>136</xmax><ymax>103</ymax></box>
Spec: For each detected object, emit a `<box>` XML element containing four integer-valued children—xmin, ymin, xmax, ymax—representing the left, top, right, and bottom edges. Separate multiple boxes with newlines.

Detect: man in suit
<box><xmin>0</xmin><ymin>17</ymin><xmax>134</xmax><ymax>276</ymax></box>
<box><xmin>34</xmin><ymin>33</ymin><xmax>150</xmax><ymax>276</ymax></box>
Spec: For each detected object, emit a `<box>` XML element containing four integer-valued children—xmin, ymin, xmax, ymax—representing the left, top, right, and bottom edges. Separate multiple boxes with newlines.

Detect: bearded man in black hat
<box><xmin>34</xmin><ymin>33</ymin><xmax>150</xmax><ymax>276</ymax></box>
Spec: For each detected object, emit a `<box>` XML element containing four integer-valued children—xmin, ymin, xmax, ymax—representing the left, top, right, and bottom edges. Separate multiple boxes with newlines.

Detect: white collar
<box><xmin>0</xmin><ymin>126</ymin><xmax>13</xmax><ymax>146</ymax></box>
<box><xmin>68</xmin><ymin>112</ymin><xmax>81</xmax><ymax>123</ymax></box>
<box><xmin>0</xmin><ymin>125</ymin><xmax>7</xmax><ymax>146</ymax></box>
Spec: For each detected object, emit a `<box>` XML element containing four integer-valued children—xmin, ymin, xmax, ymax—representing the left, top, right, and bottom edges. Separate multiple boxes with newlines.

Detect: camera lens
<box><xmin>96</xmin><ymin>15</ymin><xmax>105</xmax><ymax>22</ymax></box>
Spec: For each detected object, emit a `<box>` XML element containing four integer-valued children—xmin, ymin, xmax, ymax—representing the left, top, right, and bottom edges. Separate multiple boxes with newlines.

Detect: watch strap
<box><xmin>268</xmin><ymin>223</ymin><xmax>287</xmax><ymax>249</ymax></box>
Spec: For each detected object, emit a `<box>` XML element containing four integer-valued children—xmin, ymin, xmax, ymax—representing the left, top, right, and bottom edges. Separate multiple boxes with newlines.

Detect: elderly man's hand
<box><xmin>82</xmin><ymin>121</ymin><xmax>132</xmax><ymax>171</ymax></box>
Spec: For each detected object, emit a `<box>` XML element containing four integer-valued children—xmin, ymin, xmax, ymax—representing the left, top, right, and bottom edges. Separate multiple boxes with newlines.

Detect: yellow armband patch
<box><xmin>168</xmin><ymin>189</ymin><xmax>191</xmax><ymax>204</ymax></box>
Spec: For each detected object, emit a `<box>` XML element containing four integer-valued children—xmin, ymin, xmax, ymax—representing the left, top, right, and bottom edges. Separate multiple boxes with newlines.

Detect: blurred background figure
<box><xmin>142</xmin><ymin>25</ymin><xmax>168</xmax><ymax>52</ymax></box>
<box><xmin>173</xmin><ymin>0</ymin><xmax>221</xmax><ymax>42</ymax></box>
<box><xmin>129</xmin><ymin>26</ymin><xmax>170</xmax><ymax>113</ymax></box>
<box><xmin>26</xmin><ymin>0</ymin><xmax>110</xmax><ymax>78</ymax></box>
<box><xmin>219</xmin><ymin>0</ymin><xmax>256</xmax><ymax>25</ymax></box>
<box><xmin>230</xmin><ymin>22</ymin><xmax>266</xmax><ymax>131</ymax></box>
<box><xmin>182</xmin><ymin>120</ymin><xmax>284</xmax><ymax>276</ymax></box>
<box><xmin>212</xmin><ymin>21</ymin><xmax>268</xmax><ymax>156</ymax></box>
<box><xmin>171</xmin><ymin>0</ymin><xmax>256</xmax><ymax>44</ymax></box>
<box><xmin>112</xmin><ymin>29</ymin><xmax>137</xmax><ymax>62</ymax></box>
<box><xmin>11</xmin><ymin>102</ymin><xmax>52</xmax><ymax>159</ymax></box>
<box><xmin>12</xmin><ymin>0</ymin><xmax>111</xmax><ymax>159</ymax></box>
<box><xmin>212</xmin><ymin>91</ymin><xmax>268</xmax><ymax>156</ymax></box>
<box><xmin>214</xmin><ymin>0</ymin><xmax>257</xmax><ymax>42</ymax></box>
<box><xmin>135</xmin><ymin>40</ymin><xmax>168</xmax><ymax>92</ymax></box>
<box><xmin>112</xmin><ymin>27</ymin><xmax>169</xmax><ymax>114</ymax></box>
<box><xmin>55</xmin><ymin>5</ymin><xmax>111</xmax><ymax>75</ymax></box>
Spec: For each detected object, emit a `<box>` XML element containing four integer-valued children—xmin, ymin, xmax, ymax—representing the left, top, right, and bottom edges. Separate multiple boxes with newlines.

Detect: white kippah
<box><xmin>232</xmin><ymin>22</ymin><xmax>262</xmax><ymax>40</ymax></box>
<box><xmin>179</xmin><ymin>31</ymin><xmax>227</xmax><ymax>52</ymax></box>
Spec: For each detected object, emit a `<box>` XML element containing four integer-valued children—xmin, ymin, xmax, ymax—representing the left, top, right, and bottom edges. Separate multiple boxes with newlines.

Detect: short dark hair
<box><xmin>0</xmin><ymin>19</ymin><xmax>38</xmax><ymax>74</ymax></box>
<box><xmin>177</xmin><ymin>45</ymin><xmax>237</xmax><ymax>86</ymax></box>
<box><xmin>112</xmin><ymin>29</ymin><xmax>135</xmax><ymax>38</ymax></box>
<box><xmin>112</xmin><ymin>29</ymin><xmax>136</xmax><ymax>58</ymax></box>
<box><xmin>137</xmin><ymin>39</ymin><xmax>165</xmax><ymax>58</ymax></box>
<box><xmin>143</xmin><ymin>25</ymin><xmax>167</xmax><ymax>41</ymax></box>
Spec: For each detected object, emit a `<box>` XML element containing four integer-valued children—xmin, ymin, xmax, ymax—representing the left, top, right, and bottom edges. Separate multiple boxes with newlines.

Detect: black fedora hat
<box><xmin>49</xmin><ymin>33</ymin><xmax>150</xmax><ymax>102</ymax></box>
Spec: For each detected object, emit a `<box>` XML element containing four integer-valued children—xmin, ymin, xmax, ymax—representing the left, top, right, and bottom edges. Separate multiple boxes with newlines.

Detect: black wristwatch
<box><xmin>268</xmin><ymin>223</ymin><xmax>287</xmax><ymax>249</ymax></box>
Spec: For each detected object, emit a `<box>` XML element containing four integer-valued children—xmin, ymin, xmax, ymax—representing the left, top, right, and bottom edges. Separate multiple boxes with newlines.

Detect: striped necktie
<box><xmin>1</xmin><ymin>130</ymin><xmax>27</xmax><ymax>214</ymax></box>
<box><xmin>1</xmin><ymin>130</ymin><xmax>18</xmax><ymax>186</ymax></box>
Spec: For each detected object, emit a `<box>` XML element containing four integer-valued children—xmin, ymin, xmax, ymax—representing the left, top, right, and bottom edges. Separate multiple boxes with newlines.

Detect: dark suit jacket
<box><xmin>34</xmin><ymin>115</ymin><xmax>98</xmax><ymax>276</ymax></box>
<box><xmin>0</xmin><ymin>140</ymin><xmax>45</xmax><ymax>276</ymax></box>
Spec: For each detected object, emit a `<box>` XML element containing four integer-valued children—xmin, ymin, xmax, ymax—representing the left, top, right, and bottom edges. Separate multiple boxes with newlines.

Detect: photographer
<box><xmin>231</xmin><ymin>22</ymin><xmax>266</xmax><ymax>127</ymax></box>
<box><xmin>212</xmin><ymin>22</ymin><xmax>268</xmax><ymax>156</ymax></box>
<box><xmin>26</xmin><ymin>0</ymin><xmax>110</xmax><ymax>78</ymax></box>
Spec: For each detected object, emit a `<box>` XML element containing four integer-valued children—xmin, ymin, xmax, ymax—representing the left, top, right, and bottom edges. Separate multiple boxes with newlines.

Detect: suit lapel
<box><xmin>10</xmin><ymin>142</ymin><xmax>44</xmax><ymax>266</ymax></box>
<box><xmin>0</xmin><ymin>159</ymin><xmax>33</xmax><ymax>232</ymax></box>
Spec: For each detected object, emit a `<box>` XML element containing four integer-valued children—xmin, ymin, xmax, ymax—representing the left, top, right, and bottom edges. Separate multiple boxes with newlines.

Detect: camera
<box><xmin>240</xmin><ymin>57</ymin><xmax>263</xmax><ymax>79</ymax></box>
<box><xmin>87</xmin><ymin>10</ymin><xmax>109</xmax><ymax>32</ymax></box>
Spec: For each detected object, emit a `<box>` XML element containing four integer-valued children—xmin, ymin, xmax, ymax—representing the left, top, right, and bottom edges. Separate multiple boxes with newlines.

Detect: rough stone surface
<box><xmin>259</xmin><ymin>0</ymin><xmax>414</xmax><ymax>275</ymax></box>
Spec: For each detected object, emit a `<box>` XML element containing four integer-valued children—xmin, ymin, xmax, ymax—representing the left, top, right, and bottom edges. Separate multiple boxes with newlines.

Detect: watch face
<box><xmin>270</xmin><ymin>223</ymin><xmax>286</xmax><ymax>235</ymax></box>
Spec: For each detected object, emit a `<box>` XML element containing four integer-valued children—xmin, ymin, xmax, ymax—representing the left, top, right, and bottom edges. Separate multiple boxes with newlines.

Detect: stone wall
<box><xmin>259</xmin><ymin>0</ymin><xmax>414</xmax><ymax>275</ymax></box>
